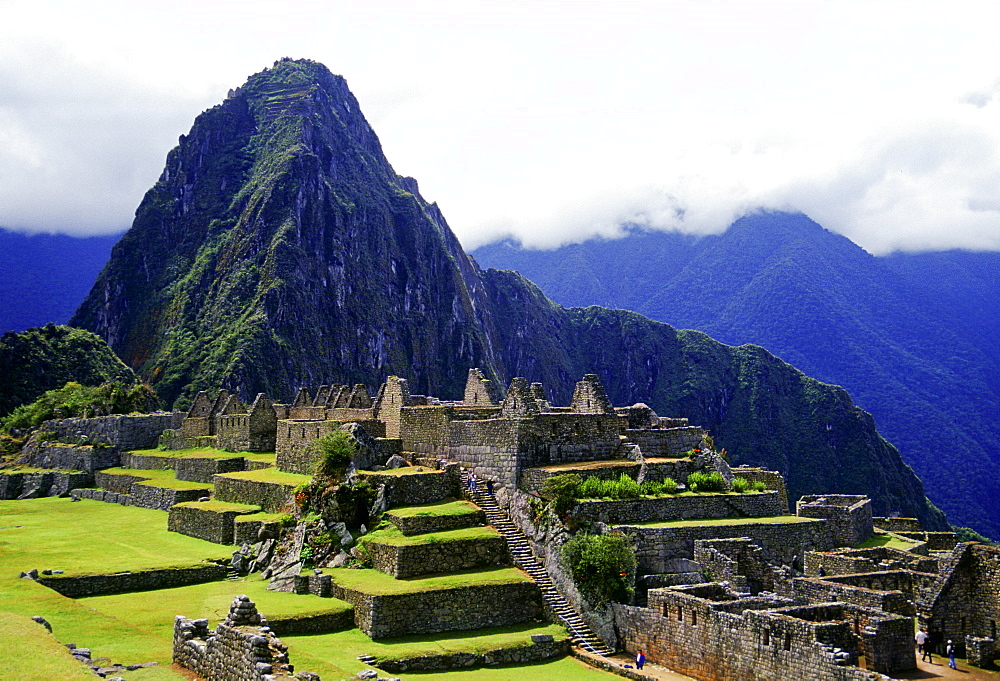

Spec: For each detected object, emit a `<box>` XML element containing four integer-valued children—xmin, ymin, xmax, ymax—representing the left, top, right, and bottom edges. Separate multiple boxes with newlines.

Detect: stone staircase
<box><xmin>463</xmin><ymin>473</ymin><xmax>615</xmax><ymax>657</ymax></box>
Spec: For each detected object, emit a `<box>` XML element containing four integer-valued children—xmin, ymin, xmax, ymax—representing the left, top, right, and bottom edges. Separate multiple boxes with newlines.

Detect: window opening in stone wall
<box><xmin>552</xmin><ymin>423</ymin><xmax>558</xmax><ymax>436</ymax></box>
<box><xmin>992</xmin><ymin>619</ymin><xmax>997</xmax><ymax>640</ymax></box>
<box><xmin>691</xmin><ymin>610</ymin><xmax>697</xmax><ymax>626</ymax></box>
<box><xmin>783</xmin><ymin>632</ymin><xmax>791</xmax><ymax>651</ymax></box>
<box><xmin>677</xmin><ymin>606</ymin><xmax>683</xmax><ymax>622</ymax></box>
<box><xmin>662</xmin><ymin>603</ymin><xmax>670</xmax><ymax>618</ymax></box>
<box><xmin>762</xmin><ymin>629</ymin><xmax>770</xmax><ymax>646</ymax></box>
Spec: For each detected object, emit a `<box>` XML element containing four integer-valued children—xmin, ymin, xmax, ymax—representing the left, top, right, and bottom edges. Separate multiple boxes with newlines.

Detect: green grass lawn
<box><xmin>858</xmin><ymin>532</ymin><xmax>922</xmax><ymax>551</ymax></box>
<box><xmin>0</xmin><ymin>497</ymin><xmax>623</xmax><ymax>681</ymax></box>
<box><xmin>331</xmin><ymin>566</ymin><xmax>532</xmax><ymax>596</ymax></box>
<box><xmin>80</xmin><ymin>575</ymin><xmax>351</xmax><ymax>631</ymax></box>
<box><xmin>361</xmin><ymin>525</ymin><xmax>499</xmax><ymax>546</ymax></box>
<box><xmin>0</xmin><ymin>465</ymin><xmax>86</xmax><ymax>474</ymax></box>
<box><xmin>214</xmin><ymin>467</ymin><xmax>311</xmax><ymax>485</ymax></box>
<box><xmin>389</xmin><ymin>499</ymin><xmax>481</xmax><ymax>518</ymax></box>
<box><xmin>0</xmin><ymin>611</ymin><xmax>97</xmax><ymax>680</ymax></box>
<box><xmin>173</xmin><ymin>500</ymin><xmax>261</xmax><ymax>513</ymax></box>
<box><xmin>628</xmin><ymin>515</ymin><xmax>818</xmax><ymax>529</ymax></box>
<box><xmin>126</xmin><ymin>447</ymin><xmax>275</xmax><ymax>464</ymax></box>
<box><xmin>99</xmin><ymin>466</ymin><xmax>213</xmax><ymax>491</ymax></box>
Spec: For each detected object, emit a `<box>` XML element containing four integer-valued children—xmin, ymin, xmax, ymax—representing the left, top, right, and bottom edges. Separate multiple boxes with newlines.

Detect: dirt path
<box><xmin>892</xmin><ymin>657</ymin><xmax>1000</xmax><ymax>680</ymax></box>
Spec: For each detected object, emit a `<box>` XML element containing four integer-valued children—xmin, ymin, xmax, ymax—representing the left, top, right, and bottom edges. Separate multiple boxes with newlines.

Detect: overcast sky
<box><xmin>2</xmin><ymin>1</ymin><xmax>1000</xmax><ymax>254</ymax></box>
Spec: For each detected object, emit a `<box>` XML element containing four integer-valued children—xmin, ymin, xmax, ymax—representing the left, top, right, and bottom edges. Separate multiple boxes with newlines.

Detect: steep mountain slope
<box><xmin>473</xmin><ymin>213</ymin><xmax>1000</xmax><ymax>537</ymax></box>
<box><xmin>0</xmin><ymin>325</ymin><xmax>137</xmax><ymax>417</ymax></box>
<box><xmin>0</xmin><ymin>229</ymin><xmax>121</xmax><ymax>333</ymax></box>
<box><xmin>72</xmin><ymin>59</ymin><xmax>945</xmax><ymax>529</ymax></box>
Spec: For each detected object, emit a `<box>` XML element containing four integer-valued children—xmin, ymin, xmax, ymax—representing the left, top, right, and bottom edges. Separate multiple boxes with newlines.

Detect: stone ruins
<box><xmin>5</xmin><ymin>368</ymin><xmax>999</xmax><ymax>680</ymax></box>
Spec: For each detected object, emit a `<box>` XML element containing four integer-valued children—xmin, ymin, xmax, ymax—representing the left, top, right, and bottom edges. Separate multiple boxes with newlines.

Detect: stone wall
<box><xmin>0</xmin><ymin>470</ymin><xmax>92</xmax><ymax>499</ymax></box>
<box><xmin>275</xmin><ymin>419</ymin><xmax>385</xmax><ymax>474</ymax></box>
<box><xmin>797</xmin><ymin>495</ymin><xmax>873</xmax><ymax>548</ymax></box>
<box><xmin>386</xmin><ymin>508</ymin><xmax>486</xmax><ymax>536</ymax></box>
<box><xmin>362</xmin><ymin>534</ymin><xmax>510</xmax><ymax>578</ymax></box>
<box><xmin>213</xmin><ymin>474</ymin><xmax>296</xmax><ymax>513</ymax></box>
<box><xmin>169</xmin><ymin>503</ymin><xmax>262</xmax><ymax>544</ymax></box>
<box><xmin>872</xmin><ymin>517</ymin><xmax>923</xmax><ymax>533</ymax></box>
<box><xmin>614</xmin><ymin>584</ymin><xmax>903</xmax><ymax>681</ymax></box>
<box><xmin>19</xmin><ymin>443</ymin><xmax>122</xmax><ymax>472</ymax></box>
<box><xmin>71</xmin><ymin>483</ymin><xmax>209</xmax><ymax>511</ymax></box>
<box><xmin>21</xmin><ymin>413</ymin><xmax>183</xmax><ymax>469</ymax></box>
<box><xmin>782</xmin><ymin>576</ymin><xmax>915</xmax><ymax>616</ymax></box>
<box><xmin>331</xmin><ymin>579</ymin><xmax>543</xmax><ymax>639</ymax></box>
<box><xmin>39</xmin><ymin>564</ymin><xmax>227</xmax><ymax>598</ymax></box>
<box><xmin>730</xmin><ymin>466</ymin><xmax>789</xmax><ymax>513</ymax></box>
<box><xmin>173</xmin><ymin>596</ymin><xmax>309</xmax><ymax>681</ymax></box>
<box><xmin>804</xmin><ymin>547</ymin><xmax>938</xmax><ymax>577</ymax></box>
<box><xmin>176</xmin><ymin>457</ymin><xmax>249</xmax><ymax>484</ymax></box>
<box><xmin>620</xmin><ymin>518</ymin><xmax>830</xmax><ymax>572</ymax></box>
<box><xmin>694</xmin><ymin>538</ymin><xmax>784</xmax><ymax>595</ymax></box>
<box><xmin>359</xmin><ymin>469</ymin><xmax>455</xmax><ymax>507</ymax></box>
<box><xmin>94</xmin><ymin>469</ymin><xmax>149</xmax><ymax>493</ymax></box>
<box><xmin>920</xmin><ymin>543</ymin><xmax>1000</xmax><ymax>657</ymax></box>
<box><xmin>625</xmin><ymin>426</ymin><xmax>705</xmax><ymax>457</ymax></box>
<box><xmin>573</xmin><ymin>491</ymin><xmax>784</xmax><ymax>525</ymax></box>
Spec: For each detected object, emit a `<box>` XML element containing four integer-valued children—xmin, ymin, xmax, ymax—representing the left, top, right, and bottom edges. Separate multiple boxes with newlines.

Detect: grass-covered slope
<box><xmin>0</xmin><ymin>325</ymin><xmax>137</xmax><ymax>417</ymax></box>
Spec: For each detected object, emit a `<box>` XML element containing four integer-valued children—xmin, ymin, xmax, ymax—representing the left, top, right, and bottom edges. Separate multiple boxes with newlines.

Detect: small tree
<box><xmin>562</xmin><ymin>532</ymin><xmax>637</xmax><ymax>604</ymax></box>
<box><xmin>314</xmin><ymin>430</ymin><xmax>356</xmax><ymax>478</ymax></box>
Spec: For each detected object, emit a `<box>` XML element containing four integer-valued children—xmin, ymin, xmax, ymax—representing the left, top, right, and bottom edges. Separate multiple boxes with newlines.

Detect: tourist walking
<box><xmin>635</xmin><ymin>650</ymin><xmax>645</xmax><ymax>670</ymax></box>
<box><xmin>915</xmin><ymin>628</ymin><xmax>929</xmax><ymax>661</ymax></box>
<box><xmin>947</xmin><ymin>639</ymin><xmax>957</xmax><ymax>669</ymax></box>
<box><xmin>468</xmin><ymin>471</ymin><xmax>477</xmax><ymax>493</ymax></box>
<box><xmin>486</xmin><ymin>478</ymin><xmax>494</xmax><ymax>495</ymax></box>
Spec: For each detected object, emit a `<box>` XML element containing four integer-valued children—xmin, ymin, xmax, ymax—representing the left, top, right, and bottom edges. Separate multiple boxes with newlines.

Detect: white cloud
<box><xmin>1</xmin><ymin>0</ymin><xmax>999</xmax><ymax>253</ymax></box>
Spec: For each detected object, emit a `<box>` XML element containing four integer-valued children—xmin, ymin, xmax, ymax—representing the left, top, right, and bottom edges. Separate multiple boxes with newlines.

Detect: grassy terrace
<box><xmin>173</xmin><ymin>500</ymin><xmax>261</xmax><ymax>513</ymax></box>
<box><xmin>79</xmin><ymin>576</ymin><xmax>351</xmax><ymax>630</ymax></box>
<box><xmin>213</xmin><ymin>467</ymin><xmax>310</xmax><ymax>485</ymax></box>
<box><xmin>127</xmin><ymin>447</ymin><xmax>275</xmax><ymax>464</ymax></box>
<box><xmin>330</xmin><ymin>566</ymin><xmax>531</xmax><ymax>595</ymax></box>
<box><xmin>1</xmin><ymin>612</ymin><xmax>97</xmax><ymax>681</ymax></box>
<box><xmin>359</xmin><ymin>466</ymin><xmax>444</xmax><ymax>477</ymax></box>
<box><xmin>0</xmin><ymin>464</ymin><xmax>86</xmax><ymax>474</ymax></box>
<box><xmin>361</xmin><ymin>525</ymin><xmax>499</xmax><ymax>546</ymax></box>
<box><xmin>859</xmin><ymin>532</ymin><xmax>923</xmax><ymax>551</ymax></box>
<box><xmin>99</xmin><ymin>467</ymin><xmax>212</xmax><ymax>491</ymax></box>
<box><xmin>625</xmin><ymin>515</ymin><xmax>818</xmax><ymax>529</ymax></box>
<box><xmin>0</xmin><ymin>498</ymin><xmax>234</xmax><ymax>678</ymax></box>
<box><xmin>388</xmin><ymin>499</ymin><xmax>481</xmax><ymax>518</ymax></box>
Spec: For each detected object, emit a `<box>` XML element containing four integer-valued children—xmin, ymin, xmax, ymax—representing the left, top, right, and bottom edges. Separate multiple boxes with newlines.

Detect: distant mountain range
<box><xmin>472</xmin><ymin>213</ymin><xmax>1000</xmax><ymax>538</ymax></box>
<box><xmin>56</xmin><ymin>59</ymin><xmax>945</xmax><ymax>530</ymax></box>
<box><xmin>0</xmin><ymin>229</ymin><xmax>121</xmax><ymax>334</ymax></box>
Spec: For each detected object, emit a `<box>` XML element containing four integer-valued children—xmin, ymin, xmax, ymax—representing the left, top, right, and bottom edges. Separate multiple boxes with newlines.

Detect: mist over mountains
<box><xmin>473</xmin><ymin>212</ymin><xmax>1000</xmax><ymax>537</ymax></box>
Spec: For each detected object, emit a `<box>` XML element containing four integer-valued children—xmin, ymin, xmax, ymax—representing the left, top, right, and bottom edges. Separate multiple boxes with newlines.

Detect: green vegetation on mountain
<box><xmin>1</xmin><ymin>381</ymin><xmax>158</xmax><ymax>436</ymax></box>
<box><xmin>0</xmin><ymin>325</ymin><xmax>138</xmax><ymax>417</ymax></box>
<box><xmin>472</xmin><ymin>213</ymin><xmax>1000</xmax><ymax>538</ymax></box>
<box><xmin>71</xmin><ymin>58</ymin><xmax>946</xmax><ymax>531</ymax></box>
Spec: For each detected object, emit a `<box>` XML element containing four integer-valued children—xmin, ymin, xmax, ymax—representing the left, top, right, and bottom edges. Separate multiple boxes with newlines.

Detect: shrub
<box><xmin>540</xmin><ymin>474</ymin><xmax>582</xmax><ymax>514</ymax></box>
<box><xmin>732</xmin><ymin>477</ymin><xmax>750</xmax><ymax>493</ymax></box>
<box><xmin>1</xmin><ymin>381</ymin><xmax>159</xmax><ymax>434</ymax></box>
<box><xmin>561</xmin><ymin>532</ymin><xmax>637</xmax><ymax>604</ymax></box>
<box><xmin>313</xmin><ymin>430</ymin><xmax>356</xmax><ymax>478</ymax></box>
<box><xmin>752</xmin><ymin>481</ymin><xmax>767</xmax><ymax>492</ymax></box>
<box><xmin>661</xmin><ymin>477</ymin><xmax>679</xmax><ymax>494</ymax></box>
<box><xmin>687</xmin><ymin>471</ymin><xmax>725</xmax><ymax>493</ymax></box>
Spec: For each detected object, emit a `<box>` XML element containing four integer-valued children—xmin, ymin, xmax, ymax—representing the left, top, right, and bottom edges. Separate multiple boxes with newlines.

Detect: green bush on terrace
<box><xmin>686</xmin><ymin>470</ymin><xmax>725</xmax><ymax>493</ymax></box>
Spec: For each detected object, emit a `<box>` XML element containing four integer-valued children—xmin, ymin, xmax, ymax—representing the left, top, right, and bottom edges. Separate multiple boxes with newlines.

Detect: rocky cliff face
<box><xmin>72</xmin><ymin>59</ymin><xmax>945</xmax><ymax>528</ymax></box>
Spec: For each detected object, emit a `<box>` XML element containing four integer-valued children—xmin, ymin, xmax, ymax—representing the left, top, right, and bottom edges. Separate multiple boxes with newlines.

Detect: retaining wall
<box><xmin>169</xmin><ymin>502</ymin><xmax>262</xmax><ymax>544</ymax></box>
<box><xmin>331</xmin><ymin>579</ymin><xmax>543</xmax><ymax>639</ymax></box>
<box><xmin>0</xmin><ymin>470</ymin><xmax>92</xmax><ymax>499</ymax></box>
<box><xmin>574</xmin><ymin>491</ymin><xmax>784</xmax><ymax>525</ymax></box>
<box><xmin>363</xmin><ymin>535</ymin><xmax>510</xmax><ymax>578</ymax></box>
<box><xmin>39</xmin><ymin>564</ymin><xmax>227</xmax><ymax>598</ymax></box>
